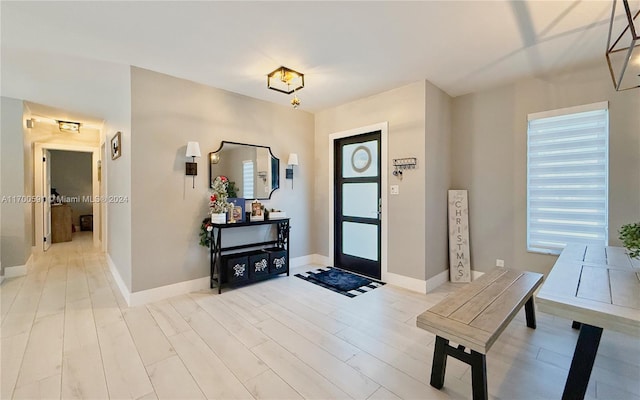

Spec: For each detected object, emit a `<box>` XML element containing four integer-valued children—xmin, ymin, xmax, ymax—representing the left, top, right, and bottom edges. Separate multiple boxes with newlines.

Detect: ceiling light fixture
<box><xmin>606</xmin><ymin>0</ymin><xmax>639</xmax><ymax>91</ymax></box>
<box><xmin>267</xmin><ymin>66</ymin><xmax>304</xmax><ymax>108</ymax></box>
<box><xmin>58</xmin><ymin>120</ymin><xmax>81</xmax><ymax>133</ymax></box>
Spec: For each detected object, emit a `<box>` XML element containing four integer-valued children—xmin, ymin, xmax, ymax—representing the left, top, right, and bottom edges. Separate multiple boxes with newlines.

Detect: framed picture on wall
<box><xmin>111</xmin><ymin>131</ymin><xmax>122</xmax><ymax>160</ymax></box>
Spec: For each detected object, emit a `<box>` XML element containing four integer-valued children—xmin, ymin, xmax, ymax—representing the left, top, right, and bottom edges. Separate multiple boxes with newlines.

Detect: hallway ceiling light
<box><xmin>267</xmin><ymin>66</ymin><xmax>304</xmax><ymax>108</ymax></box>
<box><xmin>58</xmin><ymin>120</ymin><xmax>81</xmax><ymax>133</ymax></box>
<box><xmin>606</xmin><ymin>0</ymin><xmax>639</xmax><ymax>91</ymax></box>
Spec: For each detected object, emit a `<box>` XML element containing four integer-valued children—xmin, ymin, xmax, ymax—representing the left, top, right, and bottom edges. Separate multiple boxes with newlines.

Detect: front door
<box><xmin>334</xmin><ymin>131</ymin><xmax>381</xmax><ymax>279</ymax></box>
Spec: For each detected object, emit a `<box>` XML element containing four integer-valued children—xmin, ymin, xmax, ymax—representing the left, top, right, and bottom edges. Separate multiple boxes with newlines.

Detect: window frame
<box><xmin>526</xmin><ymin>101</ymin><xmax>609</xmax><ymax>255</ymax></box>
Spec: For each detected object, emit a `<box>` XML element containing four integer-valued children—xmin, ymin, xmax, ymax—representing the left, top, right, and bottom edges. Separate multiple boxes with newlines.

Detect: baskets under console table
<box><xmin>209</xmin><ymin>218</ymin><xmax>290</xmax><ymax>294</ymax></box>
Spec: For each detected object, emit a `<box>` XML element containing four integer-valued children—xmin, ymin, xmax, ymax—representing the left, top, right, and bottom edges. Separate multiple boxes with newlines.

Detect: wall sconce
<box><xmin>606</xmin><ymin>0</ymin><xmax>639</xmax><ymax>91</ymax></box>
<box><xmin>185</xmin><ymin>141</ymin><xmax>201</xmax><ymax>188</ymax></box>
<box><xmin>286</xmin><ymin>153</ymin><xmax>299</xmax><ymax>189</ymax></box>
<box><xmin>58</xmin><ymin>120</ymin><xmax>81</xmax><ymax>133</ymax></box>
<box><xmin>257</xmin><ymin>171</ymin><xmax>268</xmax><ymax>184</ymax></box>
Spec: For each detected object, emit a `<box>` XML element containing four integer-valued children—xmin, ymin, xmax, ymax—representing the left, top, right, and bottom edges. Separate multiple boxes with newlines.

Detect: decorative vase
<box><xmin>211</xmin><ymin>213</ymin><xmax>226</xmax><ymax>224</ymax></box>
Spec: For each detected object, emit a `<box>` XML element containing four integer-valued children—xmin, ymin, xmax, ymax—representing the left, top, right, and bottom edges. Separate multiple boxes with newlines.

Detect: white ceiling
<box><xmin>0</xmin><ymin>1</ymin><xmax>633</xmax><ymax>113</ymax></box>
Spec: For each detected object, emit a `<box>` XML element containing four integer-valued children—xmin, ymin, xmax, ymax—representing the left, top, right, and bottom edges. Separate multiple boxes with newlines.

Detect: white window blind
<box><xmin>243</xmin><ymin>160</ymin><xmax>254</xmax><ymax>199</ymax></box>
<box><xmin>527</xmin><ymin>105</ymin><xmax>609</xmax><ymax>254</ymax></box>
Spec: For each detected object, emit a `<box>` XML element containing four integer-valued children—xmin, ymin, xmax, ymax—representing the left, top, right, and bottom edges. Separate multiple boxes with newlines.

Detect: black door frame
<box><xmin>329</xmin><ymin>122</ymin><xmax>388</xmax><ymax>282</ymax></box>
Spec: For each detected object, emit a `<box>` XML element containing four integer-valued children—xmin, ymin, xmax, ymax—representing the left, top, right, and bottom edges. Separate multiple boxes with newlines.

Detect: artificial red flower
<box><xmin>210</xmin><ymin>194</ymin><xmax>217</xmax><ymax>202</ymax></box>
<box><xmin>220</xmin><ymin>176</ymin><xmax>228</xmax><ymax>182</ymax></box>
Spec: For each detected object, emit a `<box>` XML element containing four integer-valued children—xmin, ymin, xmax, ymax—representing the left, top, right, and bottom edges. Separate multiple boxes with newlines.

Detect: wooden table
<box><xmin>536</xmin><ymin>245</ymin><xmax>640</xmax><ymax>400</ymax></box>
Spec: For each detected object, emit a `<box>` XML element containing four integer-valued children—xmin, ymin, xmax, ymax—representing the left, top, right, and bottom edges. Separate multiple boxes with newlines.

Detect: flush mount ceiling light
<box><xmin>606</xmin><ymin>0</ymin><xmax>640</xmax><ymax>91</ymax></box>
<box><xmin>267</xmin><ymin>66</ymin><xmax>304</xmax><ymax>108</ymax></box>
<box><xmin>58</xmin><ymin>120</ymin><xmax>81</xmax><ymax>133</ymax></box>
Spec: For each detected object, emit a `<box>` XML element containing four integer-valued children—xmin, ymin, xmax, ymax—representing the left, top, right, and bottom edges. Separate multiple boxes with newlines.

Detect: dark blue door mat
<box><xmin>295</xmin><ymin>267</ymin><xmax>385</xmax><ymax>298</ymax></box>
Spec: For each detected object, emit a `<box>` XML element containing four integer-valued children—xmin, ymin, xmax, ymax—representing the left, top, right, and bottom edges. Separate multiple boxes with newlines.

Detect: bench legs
<box><xmin>430</xmin><ymin>336</ymin><xmax>488</xmax><ymax>400</ymax></box>
<box><xmin>430</xmin><ymin>336</ymin><xmax>448</xmax><ymax>389</ymax></box>
<box><xmin>524</xmin><ymin>296</ymin><xmax>536</xmax><ymax>329</ymax></box>
<box><xmin>429</xmin><ymin>297</ymin><xmax>536</xmax><ymax>400</ymax></box>
<box><xmin>470</xmin><ymin>350</ymin><xmax>488</xmax><ymax>400</ymax></box>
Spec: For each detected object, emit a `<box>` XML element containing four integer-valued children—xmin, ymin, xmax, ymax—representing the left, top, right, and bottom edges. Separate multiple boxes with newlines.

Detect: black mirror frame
<box><xmin>209</xmin><ymin>141</ymin><xmax>280</xmax><ymax>200</ymax></box>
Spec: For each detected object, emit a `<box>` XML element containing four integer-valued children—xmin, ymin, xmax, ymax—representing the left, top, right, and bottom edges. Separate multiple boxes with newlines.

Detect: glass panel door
<box><xmin>334</xmin><ymin>131</ymin><xmax>381</xmax><ymax>279</ymax></box>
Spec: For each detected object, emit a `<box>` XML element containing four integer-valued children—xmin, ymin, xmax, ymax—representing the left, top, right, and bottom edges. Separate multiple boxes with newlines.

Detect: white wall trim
<box><xmin>385</xmin><ymin>271</ymin><xmax>427</xmax><ymax>293</ymax></box>
<box><xmin>472</xmin><ymin>270</ymin><xmax>485</xmax><ymax>280</ymax></box>
<box><xmin>107</xmin><ymin>254</ymin><xmax>131</xmax><ymax>305</ymax></box>
<box><xmin>290</xmin><ymin>254</ymin><xmax>330</xmax><ymax>269</ymax></box>
<box><xmin>4</xmin><ymin>265</ymin><xmax>27</xmax><ymax>278</ymax></box>
<box><xmin>426</xmin><ymin>269</ymin><xmax>449</xmax><ymax>292</ymax></box>
<box><xmin>328</xmin><ymin>122</ymin><xmax>389</xmax><ymax>280</ymax></box>
<box><xmin>129</xmin><ymin>277</ymin><xmax>210</xmax><ymax>307</ymax></box>
<box><xmin>527</xmin><ymin>101</ymin><xmax>608</xmax><ymax>121</ymax></box>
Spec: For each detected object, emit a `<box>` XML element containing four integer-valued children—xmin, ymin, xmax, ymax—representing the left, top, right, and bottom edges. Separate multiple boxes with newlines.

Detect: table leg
<box><xmin>430</xmin><ymin>336</ymin><xmax>448</xmax><ymax>389</ymax></box>
<box><xmin>524</xmin><ymin>296</ymin><xmax>536</xmax><ymax>329</ymax></box>
<box><xmin>562</xmin><ymin>324</ymin><xmax>603</xmax><ymax>400</ymax></box>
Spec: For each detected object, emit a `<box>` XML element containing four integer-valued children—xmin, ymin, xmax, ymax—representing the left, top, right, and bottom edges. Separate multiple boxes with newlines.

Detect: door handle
<box><xmin>378</xmin><ymin>198</ymin><xmax>382</xmax><ymax>219</ymax></box>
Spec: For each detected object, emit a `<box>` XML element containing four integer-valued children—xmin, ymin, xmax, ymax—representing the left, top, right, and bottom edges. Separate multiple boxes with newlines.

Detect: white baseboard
<box><xmin>4</xmin><ymin>254</ymin><xmax>32</xmax><ymax>278</ymax></box>
<box><xmin>384</xmin><ymin>271</ymin><xmax>427</xmax><ymax>293</ymax></box>
<box><xmin>4</xmin><ymin>265</ymin><xmax>27</xmax><ymax>278</ymax></box>
<box><xmin>290</xmin><ymin>254</ymin><xmax>330</xmax><ymax>270</ymax></box>
<box><xmin>129</xmin><ymin>277</ymin><xmax>210</xmax><ymax>307</ymax></box>
<box><xmin>107</xmin><ymin>254</ymin><xmax>211</xmax><ymax>307</ymax></box>
<box><xmin>426</xmin><ymin>269</ymin><xmax>449</xmax><ymax>292</ymax></box>
<box><xmin>472</xmin><ymin>270</ymin><xmax>485</xmax><ymax>280</ymax></box>
<box><xmin>107</xmin><ymin>254</ymin><xmax>131</xmax><ymax>305</ymax></box>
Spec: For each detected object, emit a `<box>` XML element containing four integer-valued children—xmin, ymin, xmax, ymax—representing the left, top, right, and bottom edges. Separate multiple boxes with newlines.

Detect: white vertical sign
<box><xmin>448</xmin><ymin>190</ymin><xmax>471</xmax><ymax>283</ymax></box>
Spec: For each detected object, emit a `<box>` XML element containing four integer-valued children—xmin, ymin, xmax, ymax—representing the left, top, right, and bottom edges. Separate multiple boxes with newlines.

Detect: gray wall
<box><xmin>425</xmin><ymin>81</ymin><xmax>452</xmax><ymax>280</ymax></box>
<box><xmin>130</xmin><ymin>67</ymin><xmax>315</xmax><ymax>292</ymax></box>
<box><xmin>315</xmin><ymin>81</ymin><xmax>452</xmax><ymax>282</ymax></box>
<box><xmin>50</xmin><ymin>150</ymin><xmax>93</xmax><ymax>227</ymax></box>
<box><xmin>451</xmin><ymin>63</ymin><xmax>640</xmax><ymax>275</ymax></box>
<box><xmin>1</xmin><ymin>97</ymin><xmax>31</xmax><ymax>269</ymax></box>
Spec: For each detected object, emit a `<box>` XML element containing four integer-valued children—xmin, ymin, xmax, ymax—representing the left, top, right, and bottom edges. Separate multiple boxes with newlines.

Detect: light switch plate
<box><xmin>390</xmin><ymin>185</ymin><xmax>399</xmax><ymax>195</ymax></box>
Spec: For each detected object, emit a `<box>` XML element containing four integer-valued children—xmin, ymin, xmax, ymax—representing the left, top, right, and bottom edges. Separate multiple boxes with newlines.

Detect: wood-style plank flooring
<box><xmin>1</xmin><ymin>232</ymin><xmax>638</xmax><ymax>399</ymax></box>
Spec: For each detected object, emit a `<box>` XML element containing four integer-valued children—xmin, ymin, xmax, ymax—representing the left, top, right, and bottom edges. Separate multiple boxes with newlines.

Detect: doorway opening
<box><xmin>35</xmin><ymin>143</ymin><xmax>101</xmax><ymax>251</ymax></box>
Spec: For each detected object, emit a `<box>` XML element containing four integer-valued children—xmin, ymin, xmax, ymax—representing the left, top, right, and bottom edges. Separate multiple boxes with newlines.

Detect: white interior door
<box><xmin>43</xmin><ymin>149</ymin><xmax>52</xmax><ymax>251</ymax></box>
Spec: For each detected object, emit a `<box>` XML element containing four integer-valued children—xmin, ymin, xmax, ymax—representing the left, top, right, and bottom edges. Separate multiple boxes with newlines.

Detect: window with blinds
<box><xmin>527</xmin><ymin>103</ymin><xmax>609</xmax><ymax>255</ymax></box>
<box><xmin>243</xmin><ymin>160</ymin><xmax>254</xmax><ymax>199</ymax></box>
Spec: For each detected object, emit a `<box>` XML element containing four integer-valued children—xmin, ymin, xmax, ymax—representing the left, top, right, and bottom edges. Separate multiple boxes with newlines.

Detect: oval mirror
<box><xmin>209</xmin><ymin>141</ymin><xmax>280</xmax><ymax>199</ymax></box>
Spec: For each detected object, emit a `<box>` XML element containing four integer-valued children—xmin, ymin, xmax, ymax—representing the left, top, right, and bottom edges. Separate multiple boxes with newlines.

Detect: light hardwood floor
<box><xmin>1</xmin><ymin>232</ymin><xmax>638</xmax><ymax>399</ymax></box>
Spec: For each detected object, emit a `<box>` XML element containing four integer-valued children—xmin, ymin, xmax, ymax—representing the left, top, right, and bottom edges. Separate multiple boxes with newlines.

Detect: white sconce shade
<box><xmin>186</xmin><ymin>141</ymin><xmax>201</xmax><ymax>158</ymax></box>
<box><xmin>286</xmin><ymin>153</ymin><xmax>298</xmax><ymax>189</ymax></box>
<box><xmin>287</xmin><ymin>153</ymin><xmax>299</xmax><ymax>166</ymax></box>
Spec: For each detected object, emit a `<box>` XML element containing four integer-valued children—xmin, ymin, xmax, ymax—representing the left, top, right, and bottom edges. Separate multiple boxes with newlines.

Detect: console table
<box><xmin>209</xmin><ymin>218</ymin><xmax>290</xmax><ymax>294</ymax></box>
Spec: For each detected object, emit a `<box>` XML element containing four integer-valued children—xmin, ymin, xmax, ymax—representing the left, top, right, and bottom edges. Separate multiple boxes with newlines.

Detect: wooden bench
<box><xmin>416</xmin><ymin>267</ymin><xmax>543</xmax><ymax>400</ymax></box>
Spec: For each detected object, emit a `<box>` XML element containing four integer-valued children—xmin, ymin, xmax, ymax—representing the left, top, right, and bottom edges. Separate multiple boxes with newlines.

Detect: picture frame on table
<box><xmin>250</xmin><ymin>200</ymin><xmax>264</xmax><ymax>221</ymax></box>
<box><xmin>228</xmin><ymin>198</ymin><xmax>245</xmax><ymax>223</ymax></box>
<box><xmin>251</xmin><ymin>201</ymin><xmax>263</xmax><ymax>216</ymax></box>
